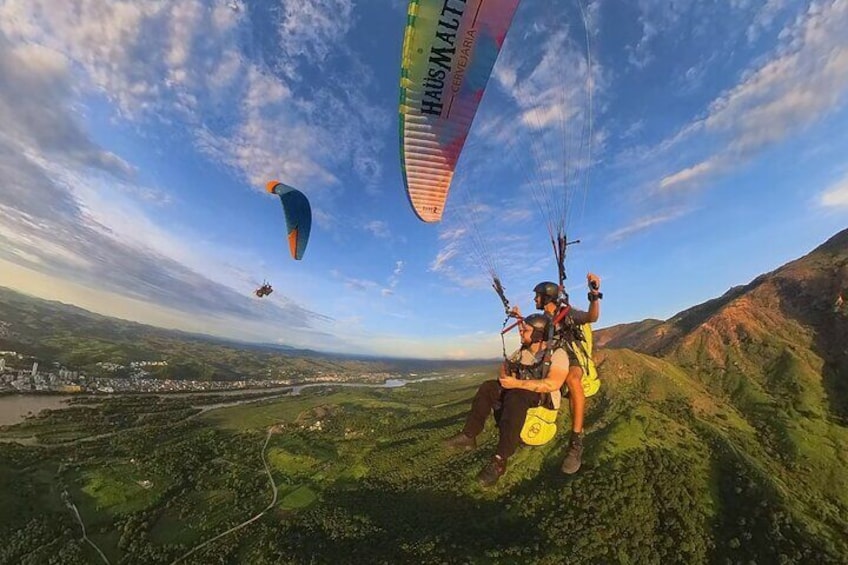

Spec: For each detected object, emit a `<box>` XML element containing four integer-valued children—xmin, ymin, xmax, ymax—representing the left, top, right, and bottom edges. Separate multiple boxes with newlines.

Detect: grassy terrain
<box><xmin>0</xmin><ymin>361</ymin><xmax>846</xmax><ymax>564</ymax></box>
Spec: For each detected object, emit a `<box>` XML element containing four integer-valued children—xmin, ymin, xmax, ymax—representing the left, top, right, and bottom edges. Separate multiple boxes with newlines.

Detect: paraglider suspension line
<box><xmin>492</xmin><ymin>276</ymin><xmax>515</xmax><ymax>361</ymax></box>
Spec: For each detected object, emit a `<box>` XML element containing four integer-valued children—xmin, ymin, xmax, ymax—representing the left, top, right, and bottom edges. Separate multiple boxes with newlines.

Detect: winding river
<box><xmin>0</xmin><ymin>375</ymin><xmax>455</xmax><ymax>427</ymax></box>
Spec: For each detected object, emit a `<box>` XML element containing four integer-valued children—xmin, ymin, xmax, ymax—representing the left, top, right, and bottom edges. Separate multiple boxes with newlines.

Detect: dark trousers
<box><xmin>462</xmin><ymin>380</ymin><xmax>544</xmax><ymax>460</ymax></box>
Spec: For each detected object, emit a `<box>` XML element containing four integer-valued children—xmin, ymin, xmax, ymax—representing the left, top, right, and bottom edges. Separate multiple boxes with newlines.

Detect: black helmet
<box><xmin>522</xmin><ymin>313</ymin><xmax>550</xmax><ymax>341</ymax></box>
<box><xmin>533</xmin><ymin>281</ymin><xmax>559</xmax><ymax>306</ymax></box>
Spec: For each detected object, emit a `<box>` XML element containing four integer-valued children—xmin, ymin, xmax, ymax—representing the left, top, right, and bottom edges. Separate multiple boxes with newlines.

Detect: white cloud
<box><xmin>486</xmin><ymin>8</ymin><xmax>604</xmax><ymax>231</ymax></box>
<box><xmin>364</xmin><ymin>220</ymin><xmax>390</xmax><ymax>239</ymax></box>
<box><xmin>331</xmin><ymin>267</ymin><xmax>399</xmax><ymax>296</ymax></box>
<box><xmin>276</xmin><ymin>0</ymin><xmax>355</xmax><ymax>78</ymax></box>
<box><xmin>429</xmin><ymin>244</ymin><xmax>459</xmax><ymax>274</ymax></box>
<box><xmin>0</xmin><ymin>3</ymin><xmax>342</xmax><ymax>344</ymax></box>
<box><xmin>343</xmin><ymin>277</ymin><xmax>379</xmax><ymax>292</ymax></box>
<box><xmin>747</xmin><ymin>0</ymin><xmax>788</xmax><ymax>43</ymax></box>
<box><xmin>0</xmin><ymin>0</ymin><xmax>386</xmax><ymax>192</ymax></box>
<box><xmin>621</xmin><ymin>119</ymin><xmax>646</xmax><ymax>140</ymax></box>
<box><xmin>381</xmin><ymin>260</ymin><xmax>404</xmax><ymax>296</ymax></box>
<box><xmin>438</xmin><ymin>227</ymin><xmax>467</xmax><ymax>241</ymax></box>
<box><xmin>605</xmin><ymin>208</ymin><xmax>690</xmax><ymax>242</ymax></box>
<box><xmin>625</xmin><ymin>0</ymin><xmax>691</xmax><ymax>69</ymax></box>
<box><xmin>818</xmin><ymin>174</ymin><xmax>848</xmax><ymax>208</ymax></box>
<box><xmin>0</xmin><ymin>39</ymin><xmax>133</xmax><ymax>178</ymax></box>
<box><xmin>499</xmin><ymin>208</ymin><xmax>534</xmax><ymax>223</ymax></box>
<box><xmin>658</xmin><ymin>159</ymin><xmax>719</xmax><ymax>191</ymax></box>
<box><xmin>0</xmin><ymin>205</ymin><xmax>92</xmax><ymax>269</ymax></box>
<box><xmin>0</xmin><ymin>0</ymin><xmax>403</xmax><ymax>355</ymax></box>
<box><xmin>634</xmin><ymin>1</ymin><xmax>848</xmax><ymax>194</ymax></box>
<box><xmin>628</xmin><ymin>16</ymin><xmax>658</xmax><ymax>69</ymax></box>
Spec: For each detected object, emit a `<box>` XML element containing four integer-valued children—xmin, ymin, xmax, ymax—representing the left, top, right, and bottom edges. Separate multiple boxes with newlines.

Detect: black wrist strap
<box><xmin>588</xmin><ymin>291</ymin><xmax>603</xmax><ymax>302</ymax></box>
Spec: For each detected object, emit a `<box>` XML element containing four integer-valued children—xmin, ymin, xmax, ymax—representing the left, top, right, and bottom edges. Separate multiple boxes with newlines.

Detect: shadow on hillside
<box><xmin>812</xmin><ymin>288</ymin><xmax>848</xmax><ymax>422</ymax></box>
<box><xmin>271</xmin><ymin>483</ymin><xmax>532</xmax><ymax>563</ymax></box>
<box><xmin>430</xmin><ymin>397</ymin><xmax>477</xmax><ymax>411</ymax></box>
<box><xmin>399</xmin><ymin>413</ymin><xmax>466</xmax><ymax>434</ymax></box>
<box><xmin>774</xmin><ymin>274</ymin><xmax>848</xmax><ymax>421</ymax></box>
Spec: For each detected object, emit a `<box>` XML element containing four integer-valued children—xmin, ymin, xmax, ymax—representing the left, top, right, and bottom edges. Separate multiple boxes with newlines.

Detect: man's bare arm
<box><xmin>512</xmin><ymin>362</ymin><xmax>568</xmax><ymax>393</ymax></box>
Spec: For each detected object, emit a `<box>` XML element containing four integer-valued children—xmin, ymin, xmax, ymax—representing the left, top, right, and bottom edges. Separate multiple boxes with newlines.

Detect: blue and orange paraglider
<box><xmin>266</xmin><ymin>180</ymin><xmax>311</xmax><ymax>261</ymax></box>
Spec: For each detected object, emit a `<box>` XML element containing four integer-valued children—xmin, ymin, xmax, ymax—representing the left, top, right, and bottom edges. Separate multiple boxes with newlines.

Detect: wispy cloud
<box><xmin>658</xmin><ymin>158</ymin><xmax>720</xmax><ymax>192</ymax></box>
<box><xmin>625</xmin><ymin>0</ymin><xmax>694</xmax><ymax>70</ymax></box>
<box><xmin>647</xmin><ymin>0</ymin><xmax>848</xmax><ymax>191</ymax></box>
<box><xmin>0</xmin><ymin>0</ymin><xmax>384</xmax><ymax>346</ymax></box>
<box><xmin>605</xmin><ymin>207</ymin><xmax>690</xmax><ymax>243</ymax></box>
<box><xmin>331</xmin><ymin>263</ymin><xmax>405</xmax><ymax>298</ymax></box>
<box><xmin>275</xmin><ymin>0</ymin><xmax>355</xmax><ymax>79</ymax></box>
<box><xmin>381</xmin><ymin>260</ymin><xmax>404</xmax><ymax>296</ymax></box>
<box><xmin>0</xmin><ymin>38</ymin><xmax>132</xmax><ymax>179</ymax></box>
<box><xmin>429</xmin><ymin>243</ymin><xmax>459</xmax><ymax>274</ymax></box>
<box><xmin>746</xmin><ymin>0</ymin><xmax>789</xmax><ymax>44</ymax></box>
<box><xmin>0</xmin><ymin>0</ymin><xmax>387</xmax><ymax>191</ymax></box>
<box><xmin>343</xmin><ymin>277</ymin><xmax>380</xmax><ymax>292</ymax></box>
<box><xmin>818</xmin><ymin>173</ymin><xmax>848</xmax><ymax>208</ymax></box>
<box><xmin>364</xmin><ymin>220</ymin><xmax>390</xmax><ymax>239</ymax></box>
<box><xmin>490</xmin><ymin>5</ymin><xmax>600</xmax><ymax>200</ymax></box>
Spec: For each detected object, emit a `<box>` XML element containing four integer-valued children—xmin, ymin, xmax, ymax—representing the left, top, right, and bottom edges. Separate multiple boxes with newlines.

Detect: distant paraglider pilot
<box><xmin>255</xmin><ymin>282</ymin><xmax>273</xmax><ymax>298</ymax></box>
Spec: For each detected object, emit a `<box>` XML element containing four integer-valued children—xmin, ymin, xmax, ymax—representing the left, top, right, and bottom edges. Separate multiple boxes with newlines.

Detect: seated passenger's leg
<box><xmin>444</xmin><ymin>380</ymin><xmax>502</xmax><ymax>451</ymax></box>
<box><xmin>496</xmin><ymin>389</ymin><xmax>542</xmax><ymax>460</ymax></box>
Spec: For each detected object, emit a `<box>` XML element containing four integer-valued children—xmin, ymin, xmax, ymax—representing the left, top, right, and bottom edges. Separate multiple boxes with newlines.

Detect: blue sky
<box><xmin>1</xmin><ymin>0</ymin><xmax>846</xmax><ymax>359</ymax></box>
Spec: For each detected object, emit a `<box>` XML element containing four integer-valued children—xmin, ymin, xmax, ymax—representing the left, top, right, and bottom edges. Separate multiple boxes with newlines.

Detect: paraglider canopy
<box><xmin>266</xmin><ymin>180</ymin><xmax>311</xmax><ymax>260</ymax></box>
<box><xmin>398</xmin><ymin>0</ymin><xmax>521</xmax><ymax>223</ymax></box>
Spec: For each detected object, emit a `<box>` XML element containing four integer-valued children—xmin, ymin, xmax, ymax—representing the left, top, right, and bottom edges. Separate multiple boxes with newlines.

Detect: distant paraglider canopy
<box><xmin>267</xmin><ymin>180</ymin><xmax>311</xmax><ymax>260</ymax></box>
<box><xmin>255</xmin><ymin>281</ymin><xmax>273</xmax><ymax>298</ymax></box>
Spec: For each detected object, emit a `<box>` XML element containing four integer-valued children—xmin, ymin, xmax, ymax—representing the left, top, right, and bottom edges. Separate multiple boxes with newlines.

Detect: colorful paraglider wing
<box><xmin>399</xmin><ymin>0</ymin><xmax>520</xmax><ymax>223</ymax></box>
<box><xmin>266</xmin><ymin>181</ymin><xmax>311</xmax><ymax>260</ymax></box>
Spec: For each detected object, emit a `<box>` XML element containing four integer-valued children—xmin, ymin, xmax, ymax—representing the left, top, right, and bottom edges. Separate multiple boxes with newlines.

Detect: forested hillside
<box><xmin>1</xmin><ymin>347</ymin><xmax>846</xmax><ymax>563</ymax></box>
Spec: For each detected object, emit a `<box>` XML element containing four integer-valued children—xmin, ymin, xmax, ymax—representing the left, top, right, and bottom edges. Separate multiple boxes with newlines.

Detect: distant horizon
<box><xmin>5</xmin><ymin>219</ymin><xmax>836</xmax><ymax>362</ymax></box>
<box><xmin>2</xmin><ymin>1</ymin><xmax>847</xmax><ymax>358</ymax></box>
<box><xmin>0</xmin><ymin>283</ymin><xmax>502</xmax><ymax>364</ymax></box>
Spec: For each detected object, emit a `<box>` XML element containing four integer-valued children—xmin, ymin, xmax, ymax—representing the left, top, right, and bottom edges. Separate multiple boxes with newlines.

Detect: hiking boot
<box><xmin>561</xmin><ymin>432</ymin><xmax>584</xmax><ymax>475</ymax></box>
<box><xmin>477</xmin><ymin>456</ymin><xmax>506</xmax><ymax>487</ymax></box>
<box><xmin>443</xmin><ymin>432</ymin><xmax>477</xmax><ymax>451</ymax></box>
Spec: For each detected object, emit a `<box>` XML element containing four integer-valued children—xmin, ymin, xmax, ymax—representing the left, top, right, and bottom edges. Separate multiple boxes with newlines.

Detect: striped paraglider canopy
<box><xmin>399</xmin><ymin>0</ymin><xmax>520</xmax><ymax>223</ymax></box>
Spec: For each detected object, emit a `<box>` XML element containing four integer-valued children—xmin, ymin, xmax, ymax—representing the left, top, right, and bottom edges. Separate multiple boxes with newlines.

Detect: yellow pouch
<box><xmin>582</xmin><ymin>376</ymin><xmax>600</xmax><ymax>398</ymax></box>
<box><xmin>571</xmin><ymin>324</ymin><xmax>601</xmax><ymax>398</ymax></box>
<box><xmin>520</xmin><ymin>406</ymin><xmax>558</xmax><ymax>446</ymax></box>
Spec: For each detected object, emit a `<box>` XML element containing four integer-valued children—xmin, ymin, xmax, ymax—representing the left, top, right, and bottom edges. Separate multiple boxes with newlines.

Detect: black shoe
<box><xmin>478</xmin><ymin>456</ymin><xmax>506</xmax><ymax>487</ymax></box>
<box><xmin>561</xmin><ymin>432</ymin><xmax>584</xmax><ymax>475</ymax></box>
<box><xmin>443</xmin><ymin>432</ymin><xmax>477</xmax><ymax>451</ymax></box>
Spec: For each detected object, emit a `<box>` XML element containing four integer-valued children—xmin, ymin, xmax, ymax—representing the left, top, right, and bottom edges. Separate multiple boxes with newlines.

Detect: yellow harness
<box><xmin>519</xmin><ymin>323</ymin><xmax>600</xmax><ymax>446</ymax></box>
